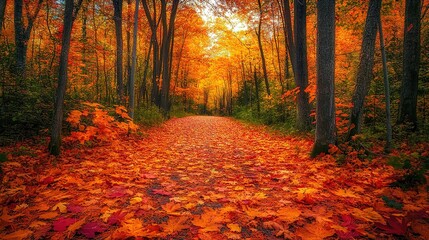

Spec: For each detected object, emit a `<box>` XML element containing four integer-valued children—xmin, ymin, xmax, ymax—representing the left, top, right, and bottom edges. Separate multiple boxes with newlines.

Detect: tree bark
<box><xmin>311</xmin><ymin>0</ymin><xmax>336</xmax><ymax>157</ymax></box>
<box><xmin>129</xmin><ymin>0</ymin><xmax>139</xmax><ymax>119</ymax></box>
<box><xmin>398</xmin><ymin>0</ymin><xmax>421</xmax><ymax>130</ymax></box>
<box><xmin>113</xmin><ymin>0</ymin><xmax>124</xmax><ymax>104</ymax></box>
<box><xmin>347</xmin><ymin>0</ymin><xmax>381</xmax><ymax>140</ymax></box>
<box><xmin>49</xmin><ymin>0</ymin><xmax>83</xmax><ymax>155</ymax></box>
<box><xmin>256</xmin><ymin>0</ymin><xmax>270</xmax><ymax>96</ymax></box>
<box><xmin>294</xmin><ymin>0</ymin><xmax>311</xmax><ymax>131</ymax></box>
<box><xmin>0</xmin><ymin>0</ymin><xmax>6</xmax><ymax>35</ymax></box>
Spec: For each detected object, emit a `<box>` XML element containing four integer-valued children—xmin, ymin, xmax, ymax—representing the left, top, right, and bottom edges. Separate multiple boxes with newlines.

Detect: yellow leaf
<box><xmin>1</xmin><ymin>229</ymin><xmax>33</xmax><ymax>240</ymax></box>
<box><xmin>253</xmin><ymin>192</ymin><xmax>267</xmax><ymax>199</ymax></box>
<box><xmin>234</xmin><ymin>186</ymin><xmax>244</xmax><ymax>191</ymax></box>
<box><xmin>14</xmin><ymin>203</ymin><xmax>28</xmax><ymax>211</ymax></box>
<box><xmin>52</xmin><ymin>202</ymin><xmax>67</xmax><ymax>213</ymax></box>
<box><xmin>39</xmin><ymin>212</ymin><xmax>58</xmax><ymax>220</ymax></box>
<box><xmin>130</xmin><ymin>197</ymin><xmax>143</xmax><ymax>205</ymax></box>
<box><xmin>227</xmin><ymin>223</ymin><xmax>241</xmax><ymax>233</ymax></box>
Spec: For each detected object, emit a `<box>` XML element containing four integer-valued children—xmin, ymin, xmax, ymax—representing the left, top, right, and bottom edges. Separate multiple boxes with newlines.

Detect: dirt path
<box><xmin>0</xmin><ymin>116</ymin><xmax>426</xmax><ymax>239</ymax></box>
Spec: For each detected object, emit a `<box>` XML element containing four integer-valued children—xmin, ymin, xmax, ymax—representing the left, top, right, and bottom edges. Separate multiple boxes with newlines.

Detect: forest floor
<box><xmin>0</xmin><ymin>116</ymin><xmax>428</xmax><ymax>239</ymax></box>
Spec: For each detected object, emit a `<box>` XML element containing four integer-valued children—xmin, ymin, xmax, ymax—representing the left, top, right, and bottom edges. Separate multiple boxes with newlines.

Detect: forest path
<box><xmin>0</xmin><ymin>116</ymin><xmax>418</xmax><ymax>239</ymax></box>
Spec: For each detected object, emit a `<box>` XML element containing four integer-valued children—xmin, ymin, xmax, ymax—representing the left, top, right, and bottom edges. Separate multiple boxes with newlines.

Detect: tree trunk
<box><xmin>294</xmin><ymin>0</ymin><xmax>311</xmax><ymax>131</ymax></box>
<box><xmin>254</xmin><ymin>66</ymin><xmax>260</xmax><ymax>114</ymax></box>
<box><xmin>0</xmin><ymin>0</ymin><xmax>6</xmax><ymax>35</ymax></box>
<box><xmin>281</xmin><ymin>0</ymin><xmax>296</xmax><ymax>75</ymax></box>
<box><xmin>378</xmin><ymin>14</ymin><xmax>392</xmax><ymax>152</ymax></box>
<box><xmin>256</xmin><ymin>0</ymin><xmax>270</xmax><ymax>96</ymax></box>
<box><xmin>49</xmin><ymin>0</ymin><xmax>81</xmax><ymax>155</ymax></box>
<box><xmin>347</xmin><ymin>0</ymin><xmax>381</xmax><ymax>140</ymax></box>
<box><xmin>128</xmin><ymin>0</ymin><xmax>139</xmax><ymax>119</ymax></box>
<box><xmin>142</xmin><ymin>0</ymin><xmax>161</xmax><ymax>106</ymax></box>
<box><xmin>311</xmin><ymin>0</ymin><xmax>336</xmax><ymax>157</ymax></box>
<box><xmin>113</xmin><ymin>0</ymin><xmax>124</xmax><ymax>104</ymax></box>
<box><xmin>398</xmin><ymin>0</ymin><xmax>421</xmax><ymax>130</ymax></box>
<box><xmin>160</xmin><ymin>0</ymin><xmax>179</xmax><ymax>117</ymax></box>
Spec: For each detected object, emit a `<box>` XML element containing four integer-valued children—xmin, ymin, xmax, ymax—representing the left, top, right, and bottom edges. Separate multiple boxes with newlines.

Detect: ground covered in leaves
<box><xmin>1</xmin><ymin>116</ymin><xmax>428</xmax><ymax>239</ymax></box>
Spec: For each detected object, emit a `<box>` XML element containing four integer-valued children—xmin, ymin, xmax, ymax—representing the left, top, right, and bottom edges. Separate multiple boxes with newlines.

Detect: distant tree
<box><xmin>49</xmin><ymin>0</ymin><xmax>83</xmax><ymax>155</ymax></box>
<box><xmin>398</xmin><ymin>0</ymin><xmax>422</xmax><ymax>130</ymax></box>
<box><xmin>311</xmin><ymin>0</ymin><xmax>336</xmax><ymax>157</ymax></box>
<box><xmin>347</xmin><ymin>0</ymin><xmax>381</xmax><ymax>140</ymax></box>
<box><xmin>13</xmin><ymin>0</ymin><xmax>43</xmax><ymax>77</ymax></box>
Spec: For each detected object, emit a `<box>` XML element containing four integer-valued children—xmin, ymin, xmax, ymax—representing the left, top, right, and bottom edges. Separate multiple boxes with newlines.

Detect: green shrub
<box><xmin>134</xmin><ymin>106</ymin><xmax>165</xmax><ymax>127</ymax></box>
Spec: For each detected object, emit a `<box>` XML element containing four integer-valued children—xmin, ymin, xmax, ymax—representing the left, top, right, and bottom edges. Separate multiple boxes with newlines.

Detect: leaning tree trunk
<box><xmin>294</xmin><ymin>0</ymin><xmax>311</xmax><ymax>131</ymax></box>
<box><xmin>398</xmin><ymin>0</ymin><xmax>421</xmax><ymax>130</ymax></box>
<box><xmin>347</xmin><ymin>0</ymin><xmax>381</xmax><ymax>140</ymax></box>
<box><xmin>311</xmin><ymin>0</ymin><xmax>336</xmax><ymax>157</ymax></box>
<box><xmin>256</xmin><ymin>0</ymin><xmax>270</xmax><ymax>96</ymax></box>
<box><xmin>113</xmin><ymin>0</ymin><xmax>124</xmax><ymax>104</ymax></box>
<box><xmin>49</xmin><ymin>0</ymin><xmax>82</xmax><ymax>155</ymax></box>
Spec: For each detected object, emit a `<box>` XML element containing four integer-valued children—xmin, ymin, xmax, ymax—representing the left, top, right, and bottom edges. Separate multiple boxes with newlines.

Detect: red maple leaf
<box><xmin>40</xmin><ymin>176</ymin><xmax>55</xmax><ymax>185</ymax></box>
<box><xmin>107</xmin><ymin>211</ymin><xmax>127</xmax><ymax>226</ymax></box>
<box><xmin>106</xmin><ymin>187</ymin><xmax>128</xmax><ymax>198</ymax></box>
<box><xmin>53</xmin><ymin>217</ymin><xmax>78</xmax><ymax>232</ymax></box>
<box><xmin>375</xmin><ymin>216</ymin><xmax>407</xmax><ymax>236</ymax></box>
<box><xmin>67</xmin><ymin>204</ymin><xmax>83</xmax><ymax>213</ymax></box>
<box><xmin>152</xmin><ymin>189</ymin><xmax>172</xmax><ymax>196</ymax></box>
<box><xmin>79</xmin><ymin>222</ymin><xmax>106</xmax><ymax>238</ymax></box>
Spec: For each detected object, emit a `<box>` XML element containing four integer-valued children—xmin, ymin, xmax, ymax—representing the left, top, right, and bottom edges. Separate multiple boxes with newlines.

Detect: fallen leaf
<box><xmin>227</xmin><ymin>223</ymin><xmax>241</xmax><ymax>233</ymax></box>
<box><xmin>161</xmin><ymin>216</ymin><xmax>190</xmax><ymax>235</ymax></box>
<box><xmin>79</xmin><ymin>222</ymin><xmax>106</xmax><ymax>238</ymax></box>
<box><xmin>1</xmin><ymin>229</ymin><xmax>33</xmax><ymax>240</ymax></box>
<box><xmin>53</xmin><ymin>217</ymin><xmax>78</xmax><ymax>232</ymax></box>
<box><xmin>52</xmin><ymin>202</ymin><xmax>68</xmax><ymax>213</ymax></box>
<box><xmin>39</xmin><ymin>212</ymin><xmax>58</xmax><ymax>220</ymax></box>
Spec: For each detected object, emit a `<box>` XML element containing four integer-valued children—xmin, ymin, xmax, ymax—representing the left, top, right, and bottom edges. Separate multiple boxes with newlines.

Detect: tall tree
<box><xmin>398</xmin><ymin>0</ymin><xmax>422</xmax><ymax>130</ymax></box>
<box><xmin>142</xmin><ymin>0</ymin><xmax>161</xmax><ymax>106</ymax></box>
<box><xmin>129</xmin><ymin>0</ymin><xmax>139</xmax><ymax>119</ymax></box>
<box><xmin>311</xmin><ymin>0</ymin><xmax>336</xmax><ymax>157</ymax></box>
<box><xmin>294</xmin><ymin>0</ymin><xmax>311</xmax><ymax>131</ymax></box>
<box><xmin>347</xmin><ymin>0</ymin><xmax>381</xmax><ymax>140</ymax></box>
<box><xmin>255</xmin><ymin>0</ymin><xmax>270</xmax><ymax>96</ymax></box>
<box><xmin>159</xmin><ymin>0</ymin><xmax>179</xmax><ymax>116</ymax></box>
<box><xmin>113</xmin><ymin>0</ymin><xmax>124</xmax><ymax>103</ymax></box>
<box><xmin>0</xmin><ymin>0</ymin><xmax>6</xmax><ymax>35</ymax></box>
<box><xmin>49</xmin><ymin>0</ymin><xmax>83</xmax><ymax>155</ymax></box>
<box><xmin>14</xmin><ymin>0</ymin><xmax>43</xmax><ymax>76</ymax></box>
